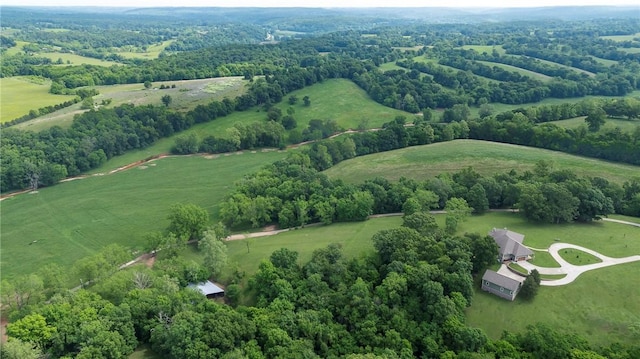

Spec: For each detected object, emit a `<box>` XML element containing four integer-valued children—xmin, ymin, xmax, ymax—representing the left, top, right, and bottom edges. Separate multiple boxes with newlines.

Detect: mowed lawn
<box><xmin>0</xmin><ymin>151</ymin><xmax>287</xmax><ymax>280</ymax></box>
<box><xmin>0</xmin><ymin>76</ymin><xmax>77</xmax><ymax>123</ymax></box>
<box><xmin>457</xmin><ymin>212</ymin><xmax>640</xmax><ymax>347</ymax></box>
<box><xmin>324</xmin><ymin>140</ymin><xmax>640</xmax><ymax>185</ymax></box>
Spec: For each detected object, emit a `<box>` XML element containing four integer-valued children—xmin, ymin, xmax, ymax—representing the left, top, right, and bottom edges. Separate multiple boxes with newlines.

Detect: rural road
<box><xmin>518</xmin><ymin>243</ymin><xmax>640</xmax><ymax>287</ymax></box>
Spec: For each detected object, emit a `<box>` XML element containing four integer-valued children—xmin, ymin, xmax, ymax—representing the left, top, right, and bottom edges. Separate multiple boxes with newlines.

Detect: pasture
<box><xmin>0</xmin><ymin>151</ymin><xmax>287</xmax><ymax>280</ymax></box>
<box><xmin>379</xmin><ymin>62</ymin><xmax>405</xmax><ymax>72</ymax></box>
<box><xmin>38</xmin><ymin>52</ymin><xmax>121</xmax><ymax>66</ymax></box>
<box><xmin>116</xmin><ymin>40</ymin><xmax>175</xmax><ymax>60</ymax></box>
<box><xmin>477</xmin><ymin>60</ymin><xmax>552</xmax><ymax>82</ymax></box>
<box><xmin>459</xmin><ymin>45</ymin><xmax>506</xmax><ymax>55</ymax></box>
<box><xmin>412</xmin><ymin>56</ymin><xmax>501</xmax><ymax>83</ymax></box>
<box><xmin>14</xmin><ymin>77</ymin><xmax>248</xmax><ymax>131</ymax></box>
<box><xmin>324</xmin><ymin>139</ymin><xmax>640</xmax><ymax>185</ymax></box>
<box><xmin>459</xmin><ymin>211</ymin><xmax>640</xmax><ymax>347</ymax></box>
<box><xmin>600</xmin><ymin>33</ymin><xmax>640</xmax><ymax>42</ymax></box>
<box><xmin>527</xmin><ymin>57</ymin><xmax>596</xmax><ymax>77</ymax></box>
<box><xmin>467</xmin><ymin>261</ymin><xmax>640</xmax><ymax>346</ymax></box>
<box><xmin>618</xmin><ymin>47</ymin><xmax>640</xmax><ymax>54</ymax></box>
<box><xmin>550</xmin><ymin>116</ymin><xmax>639</xmax><ymax>133</ymax></box>
<box><xmin>226</xmin><ymin>217</ymin><xmax>401</xmax><ymax>275</ymax></box>
<box><xmin>0</xmin><ymin>76</ymin><xmax>77</xmax><ymax>123</ymax></box>
<box><xmin>90</xmin><ymin>78</ymin><xmax>413</xmax><ymax>173</ymax></box>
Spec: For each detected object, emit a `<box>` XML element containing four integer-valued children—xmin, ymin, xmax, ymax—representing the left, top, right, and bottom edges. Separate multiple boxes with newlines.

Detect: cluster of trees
<box><xmin>218</xmin><ymin>138</ymin><xmax>632</xmax><ymax>231</ymax></box>
<box><xmin>4</xmin><ymin>221</ymin><xmax>639</xmax><ymax>358</ymax></box>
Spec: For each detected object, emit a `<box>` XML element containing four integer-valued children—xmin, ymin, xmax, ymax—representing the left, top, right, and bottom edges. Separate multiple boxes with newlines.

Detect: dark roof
<box><xmin>489</xmin><ymin>228</ymin><xmax>533</xmax><ymax>258</ymax></box>
<box><xmin>482</xmin><ymin>269</ymin><xmax>521</xmax><ymax>291</ymax></box>
<box><xmin>187</xmin><ymin>280</ymin><xmax>224</xmax><ymax>296</ymax></box>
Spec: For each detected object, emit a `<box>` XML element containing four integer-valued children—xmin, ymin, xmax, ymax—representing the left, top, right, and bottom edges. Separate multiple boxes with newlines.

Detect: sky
<box><xmin>4</xmin><ymin>0</ymin><xmax>640</xmax><ymax>8</ymax></box>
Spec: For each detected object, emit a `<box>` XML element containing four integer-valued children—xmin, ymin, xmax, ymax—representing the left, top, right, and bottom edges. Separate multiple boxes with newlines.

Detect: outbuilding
<box><xmin>481</xmin><ymin>269</ymin><xmax>522</xmax><ymax>301</ymax></box>
<box><xmin>187</xmin><ymin>280</ymin><xmax>225</xmax><ymax>299</ymax></box>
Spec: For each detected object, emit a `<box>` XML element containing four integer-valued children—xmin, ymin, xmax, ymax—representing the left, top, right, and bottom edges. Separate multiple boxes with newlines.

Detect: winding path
<box><xmin>518</xmin><ymin>243</ymin><xmax>640</xmax><ymax>286</ymax></box>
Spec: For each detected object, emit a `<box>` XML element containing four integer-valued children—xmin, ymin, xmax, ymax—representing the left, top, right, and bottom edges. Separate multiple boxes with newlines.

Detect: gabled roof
<box><xmin>482</xmin><ymin>269</ymin><xmax>521</xmax><ymax>291</ymax></box>
<box><xmin>187</xmin><ymin>280</ymin><xmax>224</xmax><ymax>296</ymax></box>
<box><xmin>489</xmin><ymin>228</ymin><xmax>533</xmax><ymax>258</ymax></box>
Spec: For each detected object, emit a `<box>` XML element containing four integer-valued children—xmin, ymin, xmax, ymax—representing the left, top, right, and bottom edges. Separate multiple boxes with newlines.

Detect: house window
<box><xmin>500</xmin><ymin>287</ymin><xmax>504</xmax><ymax>292</ymax></box>
<box><xmin>509</xmin><ymin>291</ymin><xmax>513</xmax><ymax>295</ymax></box>
<box><xmin>484</xmin><ymin>281</ymin><xmax>489</xmax><ymax>286</ymax></box>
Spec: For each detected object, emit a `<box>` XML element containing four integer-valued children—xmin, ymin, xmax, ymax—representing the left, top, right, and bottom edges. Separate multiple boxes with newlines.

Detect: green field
<box><xmin>0</xmin><ymin>76</ymin><xmax>77</xmax><ymax>123</ymax></box>
<box><xmin>226</xmin><ymin>217</ymin><xmax>401</xmax><ymax>276</ymax></box>
<box><xmin>472</xmin><ymin>90</ymin><xmax>640</xmax><ymax>117</ymax></box>
<box><xmin>600</xmin><ymin>33</ymin><xmax>640</xmax><ymax>42</ymax></box>
<box><xmin>39</xmin><ymin>52</ymin><xmax>122</xmax><ymax>66</ymax></box>
<box><xmin>392</xmin><ymin>46</ymin><xmax>424</xmax><ymax>52</ymax></box>
<box><xmin>477</xmin><ymin>60</ymin><xmax>553</xmax><ymax>82</ymax></box>
<box><xmin>379</xmin><ymin>62</ymin><xmax>405</xmax><ymax>72</ymax></box>
<box><xmin>467</xmin><ymin>261</ymin><xmax>640</xmax><ymax>346</ymax></box>
<box><xmin>4</xmin><ymin>40</ymin><xmax>28</xmax><ymax>56</ymax></box>
<box><xmin>14</xmin><ymin>77</ymin><xmax>248</xmax><ymax>131</ymax></box>
<box><xmin>618</xmin><ymin>47</ymin><xmax>640</xmax><ymax>54</ymax></box>
<box><xmin>551</xmin><ymin>116</ymin><xmax>640</xmax><ymax>133</ymax></box>
<box><xmin>87</xmin><ymin>78</ymin><xmax>414</xmax><ymax>173</ymax></box>
<box><xmin>459</xmin><ymin>212</ymin><xmax>640</xmax><ymax>346</ymax></box>
<box><xmin>525</xmin><ymin>56</ymin><xmax>596</xmax><ymax>77</ymax></box>
<box><xmin>412</xmin><ymin>56</ymin><xmax>501</xmax><ymax>83</ymax></box>
<box><xmin>0</xmin><ymin>151</ymin><xmax>287</xmax><ymax>280</ymax></box>
<box><xmin>117</xmin><ymin>40</ymin><xmax>175</xmax><ymax>60</ymax></box>
<box><xmin>324</xmin><ymin>140</ymin><xmax>640</xmax><ymax>185</ymax></box>
<box><xmin>459</xmin><ymin>45</ymin><xmax>506</xmax><ymax>55</ymax></box>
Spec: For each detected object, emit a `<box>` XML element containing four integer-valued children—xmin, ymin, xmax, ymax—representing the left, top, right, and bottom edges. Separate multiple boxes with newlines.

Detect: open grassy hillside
<box><xmin>0</xmin><ymin>76</ymin><xmax>77</xmax><ymax>123</ymax></box>
<box><xmin>324</xmin><ymin>139</ymin><xmax>640</xmax><ymax>184</ymax></box>
<box><xmin>477</xmin><ymin>60</ymin><xmax>552</xmax><ymax>82</ymax></box>
<box><xmin>89</xmin><ymin>78</ymin><xmax>413</xmax><ymax>173</ymax></box>
<box><xmin>15</xmin><ymin>77</ymin><xmax>248</xmax><ymax>131</ymax></box>
<box><xmin>0</xmin><ymin>151</ymin><xmax>287</xmax><ymax>280</ymax></box>
<box><xmin>39</xmin><ymin>52</ymin><xmax>122</xmax><ymax>66</ymax></box>
<box><xmin>551</xmin><ymin>116</ymin><xmax>639</xmax><ymax>133</ymax></box>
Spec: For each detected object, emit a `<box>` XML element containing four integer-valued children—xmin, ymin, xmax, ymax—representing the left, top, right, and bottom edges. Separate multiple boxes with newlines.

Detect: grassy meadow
<box><xmin>477</xmin><ymin>60</ymin><xmax>552</xmax><ymax>82</ymax></box>
<box><xmin>117</xmin><ymin>40</ymin><xmax>174</xmax><ymax>60</ymax></box>
<box><xmin>87</xmin><ymin>78</ymin><xmax>413</xmax><ymax>173</ymax></box>
<box><xmin>39</xmin><ymin>52</ymin><xmax>122</xmax><ymax>66</ymax></box>
<box><xmin>459</xmin><ymin>45</ymin><xmax>506</xmax><ymax>55</ymax></box>
<box><xmin>15</xmin><ymin>77</ymin><xmax>248</xmax><ymax>131</ymax></box>
<box><xmin>0</xmin><ymin>151</ymin><xmax>287</xmax><ymax>280</ymax></box>
<box><xmin>324</xmin><ymin>139</ymin><xmax>640</xmax><ymax>185</ymax></box>
<box><xmin>599</xmin><ymin>33</ymin><xmax>640</xmax><ymax>42</ymax></box>
<box><xmin>226</xmin><ymin>217</ymin><xmax>401</xmax><ymax>275</ymax></box>
<box><xmin>551</xmin><ymin>116</ymin><xmax>639</xmax><ymax>133</ymax></box>
<box><xmin>0</xmin><ymin>76</ymin><xmax>77</xmax><ymax>123</ymax></box>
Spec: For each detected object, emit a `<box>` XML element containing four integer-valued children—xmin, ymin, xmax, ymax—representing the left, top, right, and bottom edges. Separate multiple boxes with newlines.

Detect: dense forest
<box><xmin>1</xmin><ymin>5</ymin><xmax>640</xmax><ymax>359</ymax></box>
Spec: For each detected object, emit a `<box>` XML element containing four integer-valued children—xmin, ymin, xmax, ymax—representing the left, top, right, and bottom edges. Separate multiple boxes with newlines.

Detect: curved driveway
<box><xmin>518</xmin><ymin>243</ymin><xmax>640</xmax><ymax>286</ymax></box>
